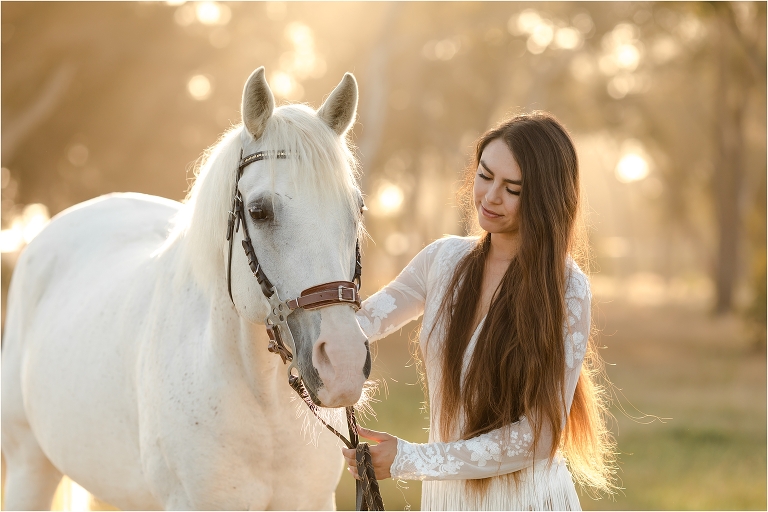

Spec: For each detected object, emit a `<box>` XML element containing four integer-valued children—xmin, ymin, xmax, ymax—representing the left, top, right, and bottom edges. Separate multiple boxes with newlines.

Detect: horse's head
<box><xmin>229</xmin><ymin>67</ymin><xmax>369</xmax><ymax>408</ymax></box>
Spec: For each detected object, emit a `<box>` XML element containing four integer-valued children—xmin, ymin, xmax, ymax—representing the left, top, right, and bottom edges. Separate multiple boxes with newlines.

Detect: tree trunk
<box><xmin>713</xmin><ymin>9</ymin><xmax>748</xmax><ymax>313</ymax></box>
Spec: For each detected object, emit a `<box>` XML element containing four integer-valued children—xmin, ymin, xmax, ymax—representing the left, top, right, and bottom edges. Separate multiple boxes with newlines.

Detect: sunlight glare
<box><xmin>22</xmin><ymin>204</ymin><xmax>51</xmax><ymax>243</ymax></box>
<box><xmin>2</xmin><ymin>203</ymin><xmax>51</xmax><ymax>253</ymax></box>
<box><xmin>616</xmin><ymin>153</ymin><xmax>649</xmax><ymax>183</ymax></box>
<box><xmin>270</xmin><ymin>71</ymin><xmax>304</xmax><ymax>100</ymax></box>
<box><xmin>0</xmin><ymin>227</ymin><xmax>23</xmax><ymax>253</ymax></box>
<box><xmin>195</xmin><ymin>2</ymin><xmax>230</xmax><ymax>25</ymax></box>
<box><xmin>70</xmin><ymin>481</ymin><xmax>91</xmax><ymax>512</ymax></box>
<box><xmin>615</xmin><ymin>43</ymin><xmax>641</xmax><ymax>70</ymax></box>
<box><xmin>279</xmin><ymin>23</ymin><xmax>325</xmax><ymax>81</ymax></box>
<box><xmin>371</xmin><ymin>182</ymin><xmax>404</xmax><ymax>217</ymax></box>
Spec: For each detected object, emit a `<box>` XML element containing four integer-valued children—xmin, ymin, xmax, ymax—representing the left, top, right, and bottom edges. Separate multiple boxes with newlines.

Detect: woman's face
<box><xmin>473</xmin><ymin>138</ymin><xmax>523</xmax><ymax>236</ymax></box>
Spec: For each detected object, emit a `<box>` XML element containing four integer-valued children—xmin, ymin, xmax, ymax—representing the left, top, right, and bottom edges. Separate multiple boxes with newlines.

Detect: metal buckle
<box><xmin>338</xmin><ymin>285</ymin><xmax>355</xmax><ymax>303</ymax></box>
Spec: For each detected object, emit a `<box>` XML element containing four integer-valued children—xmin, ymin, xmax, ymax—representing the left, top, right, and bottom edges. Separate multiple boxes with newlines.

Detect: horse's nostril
<box><xmin>315</xmin><ymin>340</ymin><xmax>331</xmax><ymax>369</ymax></box>
<box><xmin>363</xmin><ymin>340</ymin><xmax>371</xmax><ymax>379</ymax></box>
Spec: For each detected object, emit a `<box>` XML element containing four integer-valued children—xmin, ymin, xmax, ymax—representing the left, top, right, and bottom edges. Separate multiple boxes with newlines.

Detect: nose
<box><xmin>313</xmin><ymin>308</ymin><xmax>369</xmax><ymax>407</ymax></box>
<box><xmin>485</xmin><ymin>183</ymin><xmax>503</xmax><ymax>204</ymax></box>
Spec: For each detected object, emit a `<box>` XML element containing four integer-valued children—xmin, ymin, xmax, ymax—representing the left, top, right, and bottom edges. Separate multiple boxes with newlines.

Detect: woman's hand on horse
<box><xmin>341</xmin><ymin>427</ymin><xmax>397</xmax><ymax>480</ymax></box>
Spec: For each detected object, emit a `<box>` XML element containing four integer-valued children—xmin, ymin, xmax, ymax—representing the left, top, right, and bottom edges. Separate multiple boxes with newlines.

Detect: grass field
<box><xmin>19</xmin><ymin>299</ymin><xmax>768</xmax><ymax>510</ymax></box>
<box><xmin>335</xmin><ymin>300</ymin><xmax>767</xmax><ymax>511</ymax></box>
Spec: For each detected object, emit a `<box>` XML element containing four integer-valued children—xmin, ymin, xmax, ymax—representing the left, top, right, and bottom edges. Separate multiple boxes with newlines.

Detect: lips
<box><xmin>480</xmin><ymin>204</ymin><xmax>502</xmax><ymax>219</ymax></box>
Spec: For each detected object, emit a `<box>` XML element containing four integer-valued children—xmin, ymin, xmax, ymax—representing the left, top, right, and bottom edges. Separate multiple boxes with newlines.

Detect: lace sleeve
<box><xmin>389</xmin><ymin>267</ymin><xmax>592</xmax><ymax>481</ymax></box>
<box><xmin>356</xmin><ymin>239</ymin><xmax>447</xmax><ymax>342</ymax></box>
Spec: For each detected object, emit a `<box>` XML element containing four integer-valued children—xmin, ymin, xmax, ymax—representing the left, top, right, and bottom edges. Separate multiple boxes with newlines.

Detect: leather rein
<box><xmin>225</xmin><ymin>148</ymin><xmax>383</xmax><ymax>511</ymax></box>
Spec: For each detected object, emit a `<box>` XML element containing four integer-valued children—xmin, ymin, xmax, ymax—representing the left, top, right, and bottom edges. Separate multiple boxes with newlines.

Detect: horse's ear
<box><xmin>241</xmin><ymin>67</ymin><xmax>275</xmax><ymax>140</ymax></box>
<box><xmin>317</xmin><ymin>73</ymin><xmax>358</xmax><ymax>136</ymax></box>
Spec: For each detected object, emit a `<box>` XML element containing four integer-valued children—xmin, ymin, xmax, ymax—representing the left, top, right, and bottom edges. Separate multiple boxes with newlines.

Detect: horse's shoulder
<box><xmin>22</xmin><ymin>193</ymin><xmax>181</xmax><ymax>269</ymax></box>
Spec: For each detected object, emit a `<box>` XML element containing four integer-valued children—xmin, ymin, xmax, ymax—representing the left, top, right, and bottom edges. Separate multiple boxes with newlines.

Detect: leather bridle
<box><xmin>225</xmin><ymin>147</ymin><xmax>383</xmax><ymax>510</ymax></box>
<box><xmin>226</xmin><ymin>148</ymin><xmax>362</xmax><ymax>383</ymax></box>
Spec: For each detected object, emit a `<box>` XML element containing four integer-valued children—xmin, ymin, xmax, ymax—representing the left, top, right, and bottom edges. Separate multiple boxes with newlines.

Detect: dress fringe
<box><xmin>421</xmin><ymin>457</ymin><xmax>580</xmax><ymax>511</ymax></box>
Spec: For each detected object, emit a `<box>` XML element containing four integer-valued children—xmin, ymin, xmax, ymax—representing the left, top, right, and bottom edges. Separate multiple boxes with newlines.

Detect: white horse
<box><xmin>1</xmin><ymin>67</ymin><xmax>370</xmax><ymax>510</ymax></box>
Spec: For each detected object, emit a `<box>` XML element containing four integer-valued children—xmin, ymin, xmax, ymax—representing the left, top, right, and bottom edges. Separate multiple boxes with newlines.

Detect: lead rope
<box><xmin>288</xmin><ymin>377</ymin><xmax>383</xmax><ymax>511</ymax></box>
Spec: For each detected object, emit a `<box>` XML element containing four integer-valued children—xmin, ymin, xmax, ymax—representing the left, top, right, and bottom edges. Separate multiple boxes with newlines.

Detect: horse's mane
<box><xmin>164</xmin><ymin>104</ymin><xmax>362</xmax><ymax>295</ymax></box>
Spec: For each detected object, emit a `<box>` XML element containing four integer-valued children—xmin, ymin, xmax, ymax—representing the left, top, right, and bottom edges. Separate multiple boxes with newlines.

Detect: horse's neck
<box><xmin>159</xmin><ymin>233</ymin><xmax>287</xmax><ymax>404</ymax></box>
<box><xmin>205</xmin><ymin>293</ymin><xmax>286</xmax><ymax>403</ymax></box>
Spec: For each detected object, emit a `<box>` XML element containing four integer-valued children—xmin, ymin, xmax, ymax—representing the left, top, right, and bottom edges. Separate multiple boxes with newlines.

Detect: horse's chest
<box><xmin>144</xmin><ymin>385</ymin><xmax>342</xmax><ymax>509</ymax></box>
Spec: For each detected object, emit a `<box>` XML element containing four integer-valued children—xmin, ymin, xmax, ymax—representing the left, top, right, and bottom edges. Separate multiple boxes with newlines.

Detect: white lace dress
<box><xmin>356</xmin><ymin>236</ymin><xmax>591</xmax><ymax>511</ymax></box>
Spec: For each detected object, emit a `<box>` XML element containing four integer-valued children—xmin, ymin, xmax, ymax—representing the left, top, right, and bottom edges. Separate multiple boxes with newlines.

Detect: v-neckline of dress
<box><xmin>471</xmin><ymin>315</ymin><xmax>487</xmax><ymax>340</ymax></box>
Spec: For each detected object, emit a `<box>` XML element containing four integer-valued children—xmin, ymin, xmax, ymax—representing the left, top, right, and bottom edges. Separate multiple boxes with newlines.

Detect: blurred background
<box><xmin>1</xmin><ymin>1</ymin><xmax>765</xmax><ymax>510</ymax></box>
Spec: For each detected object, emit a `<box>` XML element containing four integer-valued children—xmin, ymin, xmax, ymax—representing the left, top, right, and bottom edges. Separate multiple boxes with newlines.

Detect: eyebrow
<box><xmin>480</xmin><ymin>160</ymin><xmax>522</xmax><ymax>185</ymax></box>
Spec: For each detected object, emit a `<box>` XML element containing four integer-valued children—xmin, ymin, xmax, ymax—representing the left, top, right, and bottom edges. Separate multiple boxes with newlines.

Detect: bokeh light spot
<box><xmin>616</xmin><ymin>153</ymin><xmax>649</xmax><ymax>183</ymax></box>
<box><xmin>512</xmin><ymin>9</ymin><xmax>542</xmax><ymax>36</ymax></box>
<box><xmin>286</xmin><ymin>22</ymin><xmax>313</xmax><ymax>48</ymax></box>
<box><xmin>270</xmin><ymin>71</ymin><xmax>304</xmax><ymax>100</ymax></box>
<box><xmin>67</xmin><ymin>144</ymin><xmax>89</xmax><ymax>167</ymax></box>
<box><xmin>370</xmin><ymin>182</ymin><xmax>404</xmax><ymax>217</ymax></box>
<box><xmin>195</xmin><ymin>2</ymin><xmax>230</xmax><ymax>25</ymax></box>
<box><xmin>434</xmin><ymin>39</ymin><xmax>460</xmax><ymax>60</ymax></box>
<box><xmin>554</xmin><ymin>27</ymin><xmax>582</xmax><ymax>50</ymax></box>
<box><xmin>616</xmin><ymin>43</ymin><xmax>641</xmax><ymax>70</ymax></box>
<box><xmin>187</xmin><ymin>75</ymin><xmax>212</xmax><ymax>101</ymax></box>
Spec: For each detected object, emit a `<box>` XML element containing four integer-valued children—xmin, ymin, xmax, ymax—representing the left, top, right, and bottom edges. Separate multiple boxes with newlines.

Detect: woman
<box><xmin>344</xmin><ymin>112</ymin><xmax>616</xmax><ymax>510</ymax></box>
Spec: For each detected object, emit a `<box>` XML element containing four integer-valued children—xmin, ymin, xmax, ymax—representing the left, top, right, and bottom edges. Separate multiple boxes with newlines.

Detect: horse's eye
<box><xmin>249</xmin><ymin>207</ymin><xmax>268</xmax><ymax>221</ymax></box>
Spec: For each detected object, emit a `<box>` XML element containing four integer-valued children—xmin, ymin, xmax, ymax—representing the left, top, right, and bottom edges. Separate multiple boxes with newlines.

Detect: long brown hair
<box><xmin>431</xmin><ymin>112</ymin><xmax>616</xmax><ymax>494</ymax></box>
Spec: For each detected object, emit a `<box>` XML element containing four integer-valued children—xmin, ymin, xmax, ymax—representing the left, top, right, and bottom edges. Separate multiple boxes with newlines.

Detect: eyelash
<box><xmin>477</xmin><ymin>172</ymin><xmax>520</xmax><ymax>196</ymax></box>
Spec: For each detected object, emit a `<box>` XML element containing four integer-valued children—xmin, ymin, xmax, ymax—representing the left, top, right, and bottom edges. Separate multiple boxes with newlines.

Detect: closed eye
<box><xmin>477</xmin><ymin>171</ymin><xmax>491</xmax><ymax>181</ymax></box>
<box><xmin>506</xmin><ymin>188</ymin><xmax>520</xmax><ymax>196</ymax></box>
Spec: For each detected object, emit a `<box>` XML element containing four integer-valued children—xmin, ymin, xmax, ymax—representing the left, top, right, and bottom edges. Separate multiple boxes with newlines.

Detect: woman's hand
<box><xmin>341</xmin><ymin>427</ymin><xmax>398</xmax><ymax>480</ymax></box>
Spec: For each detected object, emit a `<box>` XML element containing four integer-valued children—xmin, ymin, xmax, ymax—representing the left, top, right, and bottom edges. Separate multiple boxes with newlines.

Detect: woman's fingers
<box><xmin>341</xmin><ymin>447</ymin><xmax>356</xmax><ymax>461</ymax></box>
<box><xmin>357</xmin><ymin>426</ymin><xmax>393</xmax><ymax>442</ymax></box>
<box><xmin>342</xmin><ymin>430</ymin><xmax>397</xmax><ymax>481</ymax></box>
